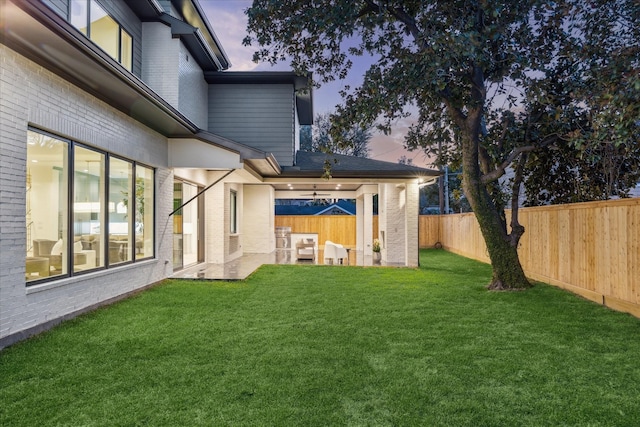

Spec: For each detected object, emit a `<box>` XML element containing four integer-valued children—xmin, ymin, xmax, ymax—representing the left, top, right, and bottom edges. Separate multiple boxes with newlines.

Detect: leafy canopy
<box><xmin>310</xmin><ymin>113</ymin><xmax>372</xmax><ymax>158</ymax></box>
<box><xmin>245</xmin><ymin>0</ymin><xmax>639</xmax><ymax>188</ymax></box>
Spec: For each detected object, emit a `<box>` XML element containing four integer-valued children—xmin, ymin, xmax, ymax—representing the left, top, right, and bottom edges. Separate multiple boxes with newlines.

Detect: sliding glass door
<box><xmin>173</xmin><ymin>180</ymin><xmax>203</xmax><ymax>270</ymax></box>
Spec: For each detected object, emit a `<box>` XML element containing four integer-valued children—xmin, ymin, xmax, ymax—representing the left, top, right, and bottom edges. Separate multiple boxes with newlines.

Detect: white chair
<box><xmin>324</xmin><ymin>240</ymin><xmax>348</xmax><ymax>265</ymax></box>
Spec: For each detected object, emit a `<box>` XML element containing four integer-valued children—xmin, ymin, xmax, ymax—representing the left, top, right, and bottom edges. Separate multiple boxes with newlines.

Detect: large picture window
<box><xmin>70</xmin><ymin>0</ymin><xmax>133</xmax><ymax>71</ymax></box>
<box><xmin>26</xmin><ymin>129</ymin><xmax>155</xmax><ymax>285</ymax></box>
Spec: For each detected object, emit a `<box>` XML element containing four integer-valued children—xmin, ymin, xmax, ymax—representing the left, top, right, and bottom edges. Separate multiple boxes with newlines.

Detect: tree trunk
<box><xmin>460</xmin><ymin>122</ymin><xmax>531</xmax><ymax>290</ymax></box>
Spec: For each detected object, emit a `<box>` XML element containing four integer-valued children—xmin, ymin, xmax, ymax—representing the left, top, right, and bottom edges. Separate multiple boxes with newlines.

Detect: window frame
<box><xmin>230</xmin><ymin>190</ymin><xmax>238</xmax><ymax>235</ymax></box>
<box><xmin>69</xmin><ymin>0</ymin><xmax>134</xmax><ymax>71</ymax></box>
<box><xmin>26</xmin><ymin>128</ymin><xmax>155</xmax><ymax>287</ymax></box>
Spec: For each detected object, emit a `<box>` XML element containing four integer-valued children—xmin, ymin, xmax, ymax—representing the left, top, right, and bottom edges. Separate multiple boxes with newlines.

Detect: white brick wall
<box><xmin>141</xmin><ymin>24</ymin><xmax>208</xmax><ymax>129</ymax></box>
<box><xmin>378</xmin><ymin>182</ymin><xmax>420</xmax><ymax>267</ymax></box>
<box><xmin>178</xmin><ymin>43</ymin><xmax>208</xmax><ymax>129</ymax></box>
<box><xmin>242</xmin><ymin>185</ymin><xmax>275</xmax><ymax>253</ymax></box>
<box><xmin>0</xmin><ymin>45</ymin><xmax>172</xmax><ymax>346</ymax></box>
<box><xmin>142</xmin><ymin>23</ymin><xmax>179</xmax><ymax>108</ymax></box>
<box><xmin>405</xmin><ymin>182</ymin><xmax>420</xmax><ymax>267</ymax></box>
<box><xmin>380</xmin><ymin>183</ymin><xmax>406</xmax><ymax>265</ymax></box>
<box><xmin>205</xmin><ymin>172</ymin><xmax>226</xmax><ymax>264</ymax></box>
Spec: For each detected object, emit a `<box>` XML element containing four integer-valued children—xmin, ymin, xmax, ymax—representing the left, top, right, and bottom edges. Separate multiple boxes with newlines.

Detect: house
<box><xmin>0</xmin><ymin>0</ymin><xmax>440</xmax><ymax>348</ymax></box>
<box><xmin>275</xmin><ymin>199</ymin><xmax>357</xmax><ymax>215</ymax></box>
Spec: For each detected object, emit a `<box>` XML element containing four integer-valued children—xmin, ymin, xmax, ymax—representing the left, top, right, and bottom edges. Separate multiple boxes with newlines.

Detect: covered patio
<box><xmin>171</xmin><ymin>248</ymin><xmax>406</xmax><ymax>280</ymax></box>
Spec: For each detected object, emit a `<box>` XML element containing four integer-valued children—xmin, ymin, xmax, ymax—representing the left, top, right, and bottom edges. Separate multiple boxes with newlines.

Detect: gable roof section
<box><xmin>275</xmin><ymin>200</ymin><xmax>356</xmax><ymax>216</ymax></box>
<box><xmin>156</xmin><ymin>13</ymin><xmax>225</xmax><ymax>72</ymax></box>
<box><xmin>277</xmin><ymin>151</ymin><xmax>441</xmax><ymax>179</ymax></box>
<box><xmin>161</xmin><ymin>0</ymin><xmax>230</xmax><ymax>70</ymax></box>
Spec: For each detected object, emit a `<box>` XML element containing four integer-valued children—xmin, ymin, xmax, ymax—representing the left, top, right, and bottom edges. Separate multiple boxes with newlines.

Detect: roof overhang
<box><xmin>169</xmin><ymin>0</ymin><xmax>230</xmax><ymax>69</ymax></box>
<box><xmin>275</xmin><ymin>151</ymin><xmax>442</xmax><ymax>180</ymax></box>
<box><xmin>267</xmin><ymin>151</ymin><xmax>441</xmax><ymax>197</ymax></box>
<box><xmin>204</xmin><ymin>71</ymin><xmax>314</xmax><ymax>125</ymax></box>
<box><xmin>127</xmin><ymin>0</ymin><xmax>164</xmax><ymax>19</ymax></box>
<box><xmin>194</xmin><ymin>131</ymin><xmax>282</xmax><ymax>176</ymax></box>
<box><xmin>1</xmin><ymin>0</ymin><xmax>197</xmax><ymax>136</ymax></box>
<box><xmin>157</xmin><ymin>13</ymin><xmax>224</xmax><ymax>71</ymax></box>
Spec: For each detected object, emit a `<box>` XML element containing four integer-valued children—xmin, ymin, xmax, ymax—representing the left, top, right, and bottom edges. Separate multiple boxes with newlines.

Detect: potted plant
<box><xmin>372</xmin><ymin>238</ymin><xmax>381</xmax><ymax>263</ymax></box>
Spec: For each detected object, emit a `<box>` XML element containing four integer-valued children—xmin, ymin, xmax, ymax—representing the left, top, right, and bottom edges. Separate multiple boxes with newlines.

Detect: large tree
<box><xmin>311</xmin><ymin>112</ymin><xmax>372</xmax><ymax>157</ymax></box>
<box><xmin>245</xmin><ymin>0</ymin><xmax>639</xmax><ymax>289</ymax></box>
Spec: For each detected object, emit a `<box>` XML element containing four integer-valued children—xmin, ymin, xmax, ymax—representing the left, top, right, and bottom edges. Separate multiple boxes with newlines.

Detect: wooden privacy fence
<box><xmin>275</xmin><ymin>215</ymin><xmax>378</xmax><ymax>248</ymax></box>
<box><xmin>419</xmin><ymin>198</ymin><xmax>640</xmax><ymax>317</ymax></box>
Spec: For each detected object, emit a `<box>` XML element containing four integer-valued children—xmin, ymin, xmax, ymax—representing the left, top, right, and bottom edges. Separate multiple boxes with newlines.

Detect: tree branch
<box><xmin>481</xmin><ymin>134</ymin><xmax>559</xmax><ymax>184</ymax></box>
<box><xmin>478</xmin><ymin>145</ymin><xmax>493</xmax><ymax>175</ymax></box>
<box><xmin>358</xmin><ymin>1</ymin><xmax>377</xmax><ymax>18</ymax></box>
<box><xmin>389</xmin><ymin>6</ymin><xmax>422</xmax><ymax>43</ymax></box>
<box><xmin>508</xmin><ymin>151</ymin><xmax>528</xmax><ymax>248</ymax></box>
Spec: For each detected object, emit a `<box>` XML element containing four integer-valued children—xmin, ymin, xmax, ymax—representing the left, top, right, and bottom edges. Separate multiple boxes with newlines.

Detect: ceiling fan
<box><xmin>300</xmin><ymin>185</ymin><xmax>331</xmax><ymax>201</ymax></box>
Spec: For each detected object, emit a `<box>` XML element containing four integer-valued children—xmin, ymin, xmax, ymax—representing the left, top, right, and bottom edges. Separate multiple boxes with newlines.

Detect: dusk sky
<box><xmin>199</xmin><ymin>0</ymin><xmax>432</xmax><ymax>167</ymax></box>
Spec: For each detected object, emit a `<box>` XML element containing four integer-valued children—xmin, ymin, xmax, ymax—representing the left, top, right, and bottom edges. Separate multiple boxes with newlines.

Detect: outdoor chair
<box><xmin>324</xmin><ymin>240</ymin><xmax>348</xmax><ymax>265</ymax></box>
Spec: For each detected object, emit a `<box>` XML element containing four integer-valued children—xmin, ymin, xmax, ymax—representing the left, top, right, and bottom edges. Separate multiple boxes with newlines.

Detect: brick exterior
<box><xmin>242</xmin><ymin>185</ymin><xmax>275</xmax><ymax>253</ymax></box>
<box><xmin>378</xmin><ymin>182</ymin><xmax>420</xmax><ymax>267</ymax></box>
<box><xmin>178</xmin><ymin>43</ymin><xmax>208</xmax><ymax>129</ymax></box>
<box><xmin>0</xmin><ymin>45</ymin><xmax>173</xmax><ymax>348</ymax></box>
<box><xmin>141</xmin><ymin>24</ymin><xmax>208</xmax><ymax>130</ymax></box>
<box><xmin>141</xmin><ymin>23</ymin><xmax>180</xmax><ymax>108</ymax></box>
<box><xmin>405</xmin><ymin>182</ymin><xmax>420</xmax><ymax>267</ymax></box>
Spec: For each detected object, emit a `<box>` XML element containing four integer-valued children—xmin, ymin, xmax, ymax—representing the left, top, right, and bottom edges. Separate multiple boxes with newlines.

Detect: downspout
<box><xmin>169</xmin><ymin>169</ymin><xmax>235</xmax><ymax>217</ymax></box>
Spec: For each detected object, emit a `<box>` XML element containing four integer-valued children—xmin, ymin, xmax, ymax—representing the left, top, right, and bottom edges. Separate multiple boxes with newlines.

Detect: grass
<box><xmin>1</xmin><ymin>249</ymin><xmax>640</xmax><ymax>426</ymax></box>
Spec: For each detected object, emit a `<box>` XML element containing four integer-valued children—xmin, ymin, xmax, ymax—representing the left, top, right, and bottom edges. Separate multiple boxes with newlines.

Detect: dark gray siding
<box><xmin>208</xmin><ymin>84</ymin><xmax>295</xmax><ymax>166</ymax></box>
<box><xmin>43</xmin><ymin>0</ymin><xmax>68</xmax><ymax>19</ymax></box>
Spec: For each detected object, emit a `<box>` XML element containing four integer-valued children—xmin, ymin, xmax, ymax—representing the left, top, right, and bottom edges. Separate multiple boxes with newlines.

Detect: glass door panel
<box><xmin>182</xmin><ymin>183</ymin><xmax>199</xmax><ymax>268</ymax></box>
<box><xmin>173</xmin><ymin>181</ymin><xmax>202</xmax><ymax>270</ymax></box>
<box><xmin>173</xmin><ymin>181</ymin><xmax>183</xmax><ymax>270</ymax></box>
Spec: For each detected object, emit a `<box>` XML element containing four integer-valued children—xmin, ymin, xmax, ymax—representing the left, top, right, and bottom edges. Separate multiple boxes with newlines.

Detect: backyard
<box><xmin>1</xmin><ymin>250</ymin><xmax>639</xmax><ymax>426</ymax></box>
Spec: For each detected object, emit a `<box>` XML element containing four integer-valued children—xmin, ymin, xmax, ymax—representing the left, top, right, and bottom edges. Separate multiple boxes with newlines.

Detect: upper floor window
<box><xmin>70</xmin><ymin>0</ymin><xmax>133</xmax><ymax>71</ymax></box>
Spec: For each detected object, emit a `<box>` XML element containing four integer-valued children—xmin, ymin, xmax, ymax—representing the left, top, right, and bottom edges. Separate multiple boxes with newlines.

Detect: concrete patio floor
<box><xmin>170</xmin><ymin>249</ymin><xmax>399</xmax><ymax>280</ymax></box>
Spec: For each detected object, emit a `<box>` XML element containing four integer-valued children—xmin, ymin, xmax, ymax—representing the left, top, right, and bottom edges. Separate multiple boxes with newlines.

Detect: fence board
<box><xmin>418</xmin><ymin>198</ymin><xmax>640</xmax><ymax>317</ymax></box>
<box><xmin>275</xmin><ymin>215</ymin><xmax>378</xmax><ymax>248</ymax></box>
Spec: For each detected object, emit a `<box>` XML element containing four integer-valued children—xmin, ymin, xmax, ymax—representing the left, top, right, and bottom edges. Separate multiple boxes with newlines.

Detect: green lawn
<box><xmin>2</xmin><ymin>250</ymin><xmax>640</xmax><ymax>426</ymax></box>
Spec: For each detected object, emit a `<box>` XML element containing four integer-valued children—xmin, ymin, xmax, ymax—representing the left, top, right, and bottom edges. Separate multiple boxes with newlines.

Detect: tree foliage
<box><xmin>245</xmin><ymin>0</ymin><xmax>639</xmax><ymax>289</ymax></box>
<box><xmin>310</xmin><ymin>112</ymin><xmax>372</xmax><ymax>157</ymax></box>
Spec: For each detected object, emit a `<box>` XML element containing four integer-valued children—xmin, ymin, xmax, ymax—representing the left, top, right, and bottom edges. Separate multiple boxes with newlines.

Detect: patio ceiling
<box><xmin>271</xmin><ymin>181</ymin><xmax>363</xmax><ymax>199</ymax></box>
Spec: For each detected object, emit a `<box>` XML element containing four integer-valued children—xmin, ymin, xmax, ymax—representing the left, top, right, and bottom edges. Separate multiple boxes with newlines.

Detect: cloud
<box><xmin>200</xmin><ymin>1</ymin><xmax>257</xmax><ymax>71</ymax></box>
<box><xmin>368</xmin><ymin>128</ymin><xmax>435</xmax><ymax>169</ymax></box>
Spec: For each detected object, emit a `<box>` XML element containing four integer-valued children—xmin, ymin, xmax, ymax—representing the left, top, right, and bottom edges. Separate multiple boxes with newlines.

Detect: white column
<box><xmin>205</xmin><ymin>172</ymin><xmax>227</xmax><ymax>264</ymax></box>
<box><xmin>363</xmin><ymin>192</ymin><xmax>374</xmax><ymax>256</ymax></box>
<box><xmin>356</xmin><ymin>196</ymin><xmax>364</xmax><ymax>252</ymax></box>
<box><xmin>405</xmin><ymin>181</ymin><xmax>420</xmax><ymax>267</ymax></box>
